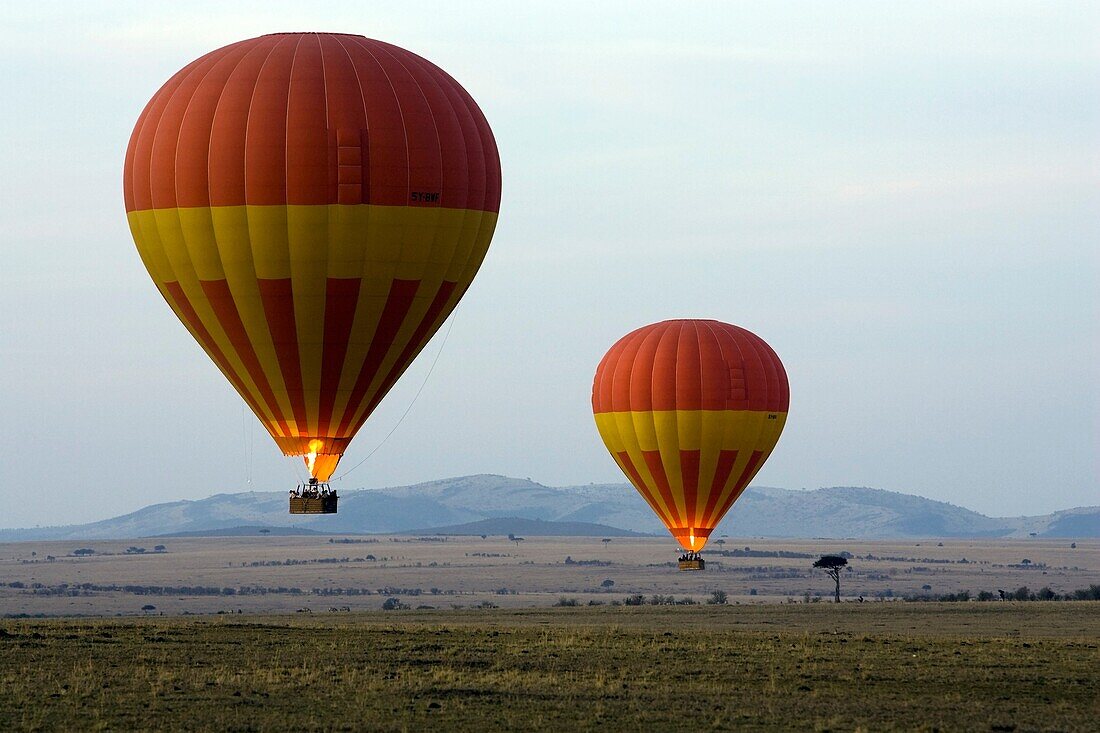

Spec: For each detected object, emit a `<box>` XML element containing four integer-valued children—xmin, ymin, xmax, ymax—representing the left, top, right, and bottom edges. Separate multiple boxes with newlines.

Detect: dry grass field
<box><xmin>1</xmin><ymin>605</ymin><xmax>1098</xmax><ymax>731</ymax></box>
<box><xmin>2</xmin><ymin>538</ymin><xmax>1098</xmax><ymax>729</ymax></box>
<box><xmin>0</xmin><ymin>535</ymin><xmax>1097</xmax><ymax>616</ymax></box>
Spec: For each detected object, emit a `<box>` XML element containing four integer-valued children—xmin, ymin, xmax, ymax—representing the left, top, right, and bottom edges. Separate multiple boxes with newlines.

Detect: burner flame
<box><xmin>305</xmin><ymin>439</ymin><xmax>325</xmax><ymax>476</ymax></box>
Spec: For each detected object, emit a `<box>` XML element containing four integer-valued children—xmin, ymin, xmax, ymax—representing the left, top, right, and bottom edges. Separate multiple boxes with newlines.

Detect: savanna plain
<box><xmin>2</xmin><ymin>536</ymin><xmax>1098</xmax><ymax>730</ymax></box>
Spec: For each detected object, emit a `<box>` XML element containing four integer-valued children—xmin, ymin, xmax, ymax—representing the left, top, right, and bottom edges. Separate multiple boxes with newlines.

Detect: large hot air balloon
<box><xmin>592</xmin><ymin>320</ymin><xmax>789</xmax><ymax>560</ymax></box>
<box><xmin>124</xmin><ymin>33</ymin><xmax>500</xmax><ymax>510</ymax></box>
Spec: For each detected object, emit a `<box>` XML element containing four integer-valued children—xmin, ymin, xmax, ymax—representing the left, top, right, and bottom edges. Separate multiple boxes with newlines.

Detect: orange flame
<box><xmin>305</xmin><ymin>439</ymin><xmax>325</xmax><ymax>476</ymax></box>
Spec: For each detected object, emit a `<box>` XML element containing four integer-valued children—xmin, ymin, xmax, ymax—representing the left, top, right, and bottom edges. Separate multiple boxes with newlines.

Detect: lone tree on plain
<box><xmin>813</xmin><ymin>555</ymin><xmax>849</xmax><ymax>603</ymax></box>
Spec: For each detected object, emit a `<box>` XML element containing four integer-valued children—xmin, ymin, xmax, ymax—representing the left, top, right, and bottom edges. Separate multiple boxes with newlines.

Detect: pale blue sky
<box><xmin>1</xmin><ymin>1</ymin><xmax>1096</xmax><ymax>527</ymax></box>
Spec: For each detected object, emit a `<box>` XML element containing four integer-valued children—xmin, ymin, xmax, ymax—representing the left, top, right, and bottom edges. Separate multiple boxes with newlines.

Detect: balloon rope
<box><xmin>331</xmin><ymin>310</ymin><xmax>458</xmax><ymax>483</ymax></box>
<box><xmin>241</xmin><ymin>404</ymin><xmax>249</xmax><ymax>489</ymax></box>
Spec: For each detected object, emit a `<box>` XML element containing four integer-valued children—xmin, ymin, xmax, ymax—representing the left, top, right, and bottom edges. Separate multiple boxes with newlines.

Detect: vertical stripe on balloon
<box><xmin>616</xmin><ymin>451</ymin><xmax>675</xmax><ymax>528</ymax></box>
<box><xmin>201</xmin><ymin>279</ymin><xmax>290</xmax><ymax>436</ymax></box>
<box><xmin>335</xmin><ymin>279</ymin><xmax>420</xmax><ymax>436</ymax></box>
<box><xmin>164</xmin><ymin>281</ymin><xmax>274</xmax><ymax>434</ymax></box>
<box><xmin>357</xmin><ymin>280</ymin><xmax>459</xmax><ymax>424</ymax></box>
<box><xmin>316</xmin><ymin>278</ymin><xmax>362</xmax><ymax>435</ymax></box>
<box><xmin>257</xmin><ymin>278</ymin><xmax>308</xmax><ymax>434</ymax></box>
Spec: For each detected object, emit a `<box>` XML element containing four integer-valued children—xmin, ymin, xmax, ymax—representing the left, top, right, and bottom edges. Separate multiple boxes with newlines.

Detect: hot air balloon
<box><xmin>592</xmin><ymin>320</ymin><xmax>789</xmax><ymax>566</ymax></box>
<box><xmin>124</xmin><ymin>33</ymin><xmax>500</xmax><ymax>513</ymax></box>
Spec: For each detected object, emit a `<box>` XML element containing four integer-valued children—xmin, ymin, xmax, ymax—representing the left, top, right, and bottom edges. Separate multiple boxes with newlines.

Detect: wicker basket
<box><xmin>289</xmin><ymin>495</ymin><xmax>338</xmax><ymax>514</ymax></box>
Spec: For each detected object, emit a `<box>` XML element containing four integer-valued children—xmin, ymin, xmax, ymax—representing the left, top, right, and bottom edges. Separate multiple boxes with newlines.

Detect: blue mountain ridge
<box><xmin>0</xmin><ymin>475</ymin><xmax>1096</xmax><ymax>541</ymax></box>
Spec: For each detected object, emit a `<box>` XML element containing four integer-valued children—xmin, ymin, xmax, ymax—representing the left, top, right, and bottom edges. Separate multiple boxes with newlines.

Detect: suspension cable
<box><xmin>331</xmin><ymin>310</ymin><xmax>459</xmax><ymax>483</ymax></box>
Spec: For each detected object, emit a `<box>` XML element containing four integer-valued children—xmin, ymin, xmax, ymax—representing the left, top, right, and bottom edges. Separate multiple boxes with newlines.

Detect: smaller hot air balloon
<box><xmin>591</xmin><ymin>320</ymin><xmax>789</xmax><ymax>568</ymax></box>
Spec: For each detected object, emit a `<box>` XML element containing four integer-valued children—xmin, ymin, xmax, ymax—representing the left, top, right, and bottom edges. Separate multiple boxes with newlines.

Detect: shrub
<box><xmin>707</xmin><ymin>590</ymin><xmax>728</xmax><ymax>605</ymax></box>
<box><xmin>903</xmin><ymin>591</ymin><xmax>970</xmax><ymax>603</ymax></box>
<box><xmin>554</xmin><ymin>597</ymin><xmax>580</xmax><ymax>607</ymax></box>
<box><xmin>381</xmin><ymin>597</ymin><xmax>408</xmax><ymax>611</ymax></box>
<box><xmin>1068</xmin><ymin>585</ymin><xmax>1100</xmax><ymax>601</ymax></box>
<box><xmin>623</xmin><ymin>594</ymin><xmax>646</xmax><ymax>606</ymax></box>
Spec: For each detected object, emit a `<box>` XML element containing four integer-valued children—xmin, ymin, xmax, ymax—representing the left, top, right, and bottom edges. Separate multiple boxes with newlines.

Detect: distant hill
<box><xmin>401</xmin><ymin>517</ymin><xmax>652</xmax><ymax>538</ymax></box>
<box><xmin>723</xmin><ymin>486</ymin><xmax>1011</xmax><ymax>538</ymax></box>
<box><xmin>0</xmin><ymin>474</ymin><xmax>1096</xmax><ymax>541</ymax></box>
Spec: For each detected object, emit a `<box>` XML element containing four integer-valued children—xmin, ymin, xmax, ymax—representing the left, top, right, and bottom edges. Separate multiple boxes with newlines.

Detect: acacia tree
<box><xmin>813</xmin><ymin>555</ymin><xmax>849</xmax><ymax>603</ymax></box>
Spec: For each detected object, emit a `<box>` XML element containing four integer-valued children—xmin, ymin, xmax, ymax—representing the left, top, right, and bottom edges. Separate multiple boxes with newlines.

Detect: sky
<box><xmin>0</xmin><ymin>1</ymin><xmax>1097</xmax><ymax>528</ymax></box>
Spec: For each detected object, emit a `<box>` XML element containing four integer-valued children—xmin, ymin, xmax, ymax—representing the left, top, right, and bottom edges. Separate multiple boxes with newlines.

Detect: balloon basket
<box><xmin>677</xmin><ymin>559</ymin><xmax>705</xmax><ymax>571</ymax></box>
<box><xmin>289</xmin><ymin>478</ymin><xmax>338</xmax><ymax>515</ymax></box>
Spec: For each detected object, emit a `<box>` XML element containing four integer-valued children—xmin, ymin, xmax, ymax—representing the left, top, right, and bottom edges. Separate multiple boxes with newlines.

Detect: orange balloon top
<box><xmin>592</xmin><ymin>319</ymin><xmax>789</xmax><ymax>414</ymax></box>
<box><xmin>124</xmin><ymin>32</ymin><xmax>500</xmax><ymax>213</ymax></box>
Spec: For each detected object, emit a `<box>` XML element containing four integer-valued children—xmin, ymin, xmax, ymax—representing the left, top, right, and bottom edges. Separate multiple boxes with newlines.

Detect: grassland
<box><xmin>2</xmin><ymin>604</ymin><xmax>1098</xmax><ymax>731</ymax></box>
<box><xmin>1</xmin><ymin>536</ymin><xmax>1096</xmax><ymax>616</ymax></box>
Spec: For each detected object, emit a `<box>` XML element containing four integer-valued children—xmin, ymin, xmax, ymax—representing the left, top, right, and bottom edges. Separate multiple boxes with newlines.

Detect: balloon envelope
<box><xmin>124</xmin><ymin>33</ymin><xmax>500</xmax><ymax>480</ymax></box>
<box><xmin>592</xmin><ymin>320</ymin><xmax>789</xmax><ymax>551</ymax></box>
